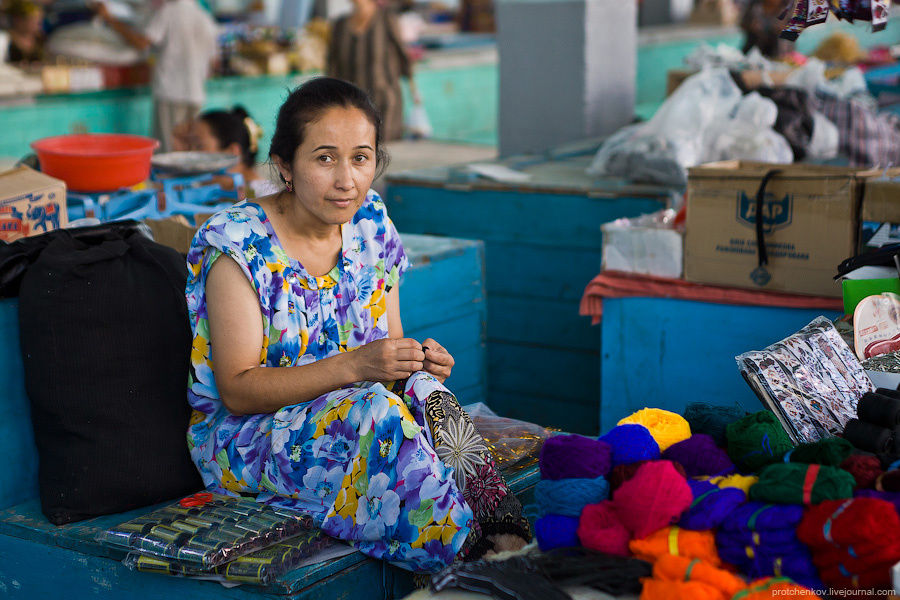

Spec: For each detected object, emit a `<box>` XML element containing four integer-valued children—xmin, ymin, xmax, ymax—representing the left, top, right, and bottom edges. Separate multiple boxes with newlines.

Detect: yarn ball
<box><xmin>535</xmin><ymin>514</ymin><xmax>580</xmax><ymax>551</ymax></box>
<box><xmin>577</xmin><ymin>501</ymin><xmax>630</xmax><ymax>556</ymax></box>
<box><xmin>876</xmin><ymin>469</ymin><xmax>900</xmax><ymax>492</ymax></box>
<box><xmin>840</xmin><ymin>454</ymin><xmax>883</xmax><ymax>489</ymax></box>
<box><xmin>797</xmin><ymin>497</ymin><xmax>900</xmax><ymax>549</ymax></box>
<box><xmin>662</xmin><ymin>434</ymin><xmax>735</xmax><ymax>478</ymax></box>
<box><xmin>612</xmin><ymin>461</ymin><xmax>692</xmax><ymax>539</ymax></box>
<box><xmin>618</xmin><ymin>408</ymin><xmax>691</xmax><ymax>451</ymax></box>
<box><xmin>652</xmin><ymin>555</ymin><xmax>746</xmax><ymax>598</ymax></box>
<box><xmin>717</xmin><ymin>540</ymin><xmax>822</xmax><ymax>590</ymax></box>
<box><xmin>639</xmin><ymin>577</ymin><xmax>730</xmax><ymax>600</ymax></box>
<box><xmin>535</xmin><ymin>476</ymin><xmax>609</xmax><ymax>517</ymax></box>
<box><xmin>629</xmin><ymin>526</ymin><xmax>720</xmax><ymax>566</ymax></box>
<box><xmin>599</xmin><ymin>424</ymin><xmax>660</xmax><ymax>466</ymax></box>
<box><xmin>679</xmin><ymin>479</ymin><xmax>747</xmax><ymax>531</ymax></box>
<box><xmin>539</xmin><ymin>434</ymin><xmax>612</xmax><ymax>480</ymax></box>
<box><xmin>749</xmin><ymin>463</ymin><xmax>855</xmax><ymax>505</ymax></box>
<box><xmin>683</xmin><ymin>403</ymin><xmax>747</xmax><ymax>448</ymax></box>
<box><xmin>817</xmin><ymin>564</ymin><xmax>896</xmax><ymax>592</ymax></box>
<box><xmin>719</xmin><ymin>501</ymin><xmax>805</xmax><ymax>534</ymax></box>
<box><xmin>855</xmin><ymin>488</ymin><xmax>900</xmax><ymax>515</ymax></box>
<box><xmin>706</xmin><ymin>473</ymin><xmax>759</xmax><ymax>493</ymax></box>
<box><xmin>739</xmin><ymin>578</ymin><xmax>822</xmax><ymax>599</ymax></box>
<box><xmin>726</xmin><ymin>411</ymin><xmax>795</xmax><ymax>472</ymax></box>
<box><xmin>786</xmin><ymin>437</ymin><xmax>854</xmax><ymax>466</ymax></box>
<box><xmin>609</xmin><ymin>460</ymin><xmax>687</xmax><ymax>492</ymax></box>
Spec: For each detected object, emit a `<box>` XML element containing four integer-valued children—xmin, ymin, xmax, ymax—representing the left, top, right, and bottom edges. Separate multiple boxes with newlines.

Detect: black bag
<box><xmin>17</xmin><ymin>226</ymin><xmax>204</xmax><ymax>525</ymax></box>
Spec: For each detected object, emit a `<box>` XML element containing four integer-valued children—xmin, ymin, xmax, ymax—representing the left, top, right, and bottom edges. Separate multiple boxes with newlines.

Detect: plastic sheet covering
<box><xmin>736</xmin><ymin>316</ymin><xmax>874</xmax><ymax>444</ymax></box>
<box><xmin>466</xmin><ymin>403</ymin><xmax>552</xmax><ymax>470</ymax></box>
<box><xmin>124</xmin><ymin>530</ymin><xmax>332</xmax><ymax>585</ymax></box>
<box><xmin>99</xmin><ymin>492</ymin><xmax>316</xmax><ymax>568</ymax></box>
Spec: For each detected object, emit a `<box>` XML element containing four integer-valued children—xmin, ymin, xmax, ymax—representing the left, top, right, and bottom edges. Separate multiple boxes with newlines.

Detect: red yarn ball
<box><xmin>612</xmin><ymin>461</ymin><xmax>693</xmax><ymax>539</ymax></box>
<box><xmin>608</xmin><ymin>460</ymin><xmax>688</xmax><ymax>492</ymax></box>
<box><xmin>577</xmin><ymin>501</ymin><xmax>630</xmax><ymax>556</ymax></box>
<box><xmin>840</xmin><ymin>455</ymin><xmax>883</xmax><ymax>489</ymax></box>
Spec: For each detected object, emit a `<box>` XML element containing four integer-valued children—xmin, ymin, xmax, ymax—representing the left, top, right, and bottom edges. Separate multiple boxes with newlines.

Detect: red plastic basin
<box><xmin>31</xmin><ymin>134</ymin><xmax>159</xmax><ymax>192</ymax></box>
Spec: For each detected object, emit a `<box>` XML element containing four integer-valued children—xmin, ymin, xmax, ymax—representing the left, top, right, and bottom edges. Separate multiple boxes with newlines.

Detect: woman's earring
<box><xmin>285</xmin><ymin>180</ymin><xmax>294</xmax><ymax>192</ymax></box>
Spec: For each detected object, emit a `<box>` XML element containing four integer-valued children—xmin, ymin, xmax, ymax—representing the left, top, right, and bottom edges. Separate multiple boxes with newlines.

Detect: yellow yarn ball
<box><xmin>617</xmin><ymin>408</ymin><xmax>691</xmax><ymax>452</ymax></box>
<box><xmin>706</xmin><ymin>473</ymin><xmax>759</xmax><ymax>494</ymax></box>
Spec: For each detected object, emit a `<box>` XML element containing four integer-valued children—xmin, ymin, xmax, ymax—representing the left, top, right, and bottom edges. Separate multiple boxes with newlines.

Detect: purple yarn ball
<box><xmin>718</xmin><ymin>501</ymin><xmax>805</xmax><ymax>534</ymax></box>
<box><xmin>598</xmin><ymin>424</ymin><xmax>660</xmax><ymax>467</ymax></box>
<box><xmin>535</xmin><ymin>514</ymin><xmax>580</xmax><ymax>551</ymax></box>
<box><xmin>662</xmin><ymin>434</ymin><xmax>735</xmax><ymax>478</ymax></box>
<box><xmin>679</xmin><ymin>478</ymin><xmax>747</xmax><ymax>531</ymax></box>
<box><xmin>540</xmin><ymin>434</ymin><xmax>612</xmax><ymax>480</ymax></box>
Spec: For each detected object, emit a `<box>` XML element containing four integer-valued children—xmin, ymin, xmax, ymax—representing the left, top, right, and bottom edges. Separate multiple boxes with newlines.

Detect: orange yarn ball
<box><xmin>734</xmin><ymin>578</ymin><xmax>822</xmax><ymax>599</ymax></box>
<box><xmin>653</xmin><ymin>556</ymin><xmax>746</xmax><ymax>598</ymax></box>
<box><xmin>629</xmin><ymin>526</ymin><xmax>721</xmax><ymax>566</ymax></box>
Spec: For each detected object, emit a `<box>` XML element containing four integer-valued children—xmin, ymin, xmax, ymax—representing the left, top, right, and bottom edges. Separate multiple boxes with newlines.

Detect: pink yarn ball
<box><xmin>578</xmin><ymin>501</ymin><xmax>631</xmax><ymax>556</ymax></box>
<box><xmin>611</xmin><ymin>460</ymin><xmax>693</xmax><ymax>539</ymax></box>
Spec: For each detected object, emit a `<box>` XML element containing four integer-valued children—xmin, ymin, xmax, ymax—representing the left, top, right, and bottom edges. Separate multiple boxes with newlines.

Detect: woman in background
<box><xmin>327</xmin><ymin>0</ymin><xmax>420</xmax><ymax>141</ymax></box>
<box><xmin>176</xmin><ymin>106</ymin><xmax>280</xmax><ymax>199</ymax></box>
<box><xmin>4</xmin><ymin>0</ymin><xmax>45</xmax><ymax>64</ymax></box>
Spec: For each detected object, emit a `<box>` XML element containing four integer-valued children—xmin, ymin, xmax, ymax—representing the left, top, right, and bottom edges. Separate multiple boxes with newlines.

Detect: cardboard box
<box><xmin>0</xmin><ymin>166</ymin><xmax>67</xmax><ymax>243</ymax></box>
<box><xmin>143</xmin><ymin>214</ymin><xmax>213</xmax><ymax>255</ymax></box>
<box><xmin>860</xmin><ymin>179</ymin><xmax>900</xmax><ymax>252</ymax></box>
<box><xmin>684</xmin><ymin>161</ymin><xmax>877</xmax><ymax>298</ymax></box>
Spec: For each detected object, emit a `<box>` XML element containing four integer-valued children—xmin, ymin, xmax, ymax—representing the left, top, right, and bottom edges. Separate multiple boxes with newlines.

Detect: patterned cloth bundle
<box><xmin>736</xmin><ymin>317</ymin><xmax>873</xmax><ymax>444</ymax></box>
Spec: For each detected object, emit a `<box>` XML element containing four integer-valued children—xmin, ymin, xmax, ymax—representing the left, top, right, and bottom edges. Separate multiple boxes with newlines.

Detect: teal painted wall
<box><xmin>2</xmin><ymin>18</ymin><xmax>899</xmax><ymax>158</ymax></box>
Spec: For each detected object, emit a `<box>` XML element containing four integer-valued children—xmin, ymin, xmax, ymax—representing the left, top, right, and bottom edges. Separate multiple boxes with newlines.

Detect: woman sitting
<box><xmin>185</xmin><ymin>77</ymin><xmax>530</xmax><ymax>572</ymax></box>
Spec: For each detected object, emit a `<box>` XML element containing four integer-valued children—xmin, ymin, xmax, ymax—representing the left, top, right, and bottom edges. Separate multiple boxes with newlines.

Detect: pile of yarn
<box><xmin>639</xmin><ymin>555</ymin><xmax>747</xmax><ymax>600</ymax></box>
<box><xmin>798</xmin><ymin>498</ymin><xmax>900</xmax><ymax>591</ymax></box>
<box><xmin>716</xmin><ymin>502</ymin><xmax>823</xmax><ymax>590</ymax></box>
<box><xmin>535</xmin><ymin>434</ymin><xmax>612</xmax><ymax>551</ymax></box>
<box><xmin>749</xmin><ymin>463</ymin><xmax>855</xmax><ymax>505</ymax></box>
<box><xmin>680</xmin><ymin>479</ymin><xmax>747</xmax><ymax>531</ymax></box>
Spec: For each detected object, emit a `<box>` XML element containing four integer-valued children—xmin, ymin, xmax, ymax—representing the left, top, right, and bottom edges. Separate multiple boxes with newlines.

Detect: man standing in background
<box><xmin>92</xmin><ymin>0</ymin><xmax>218</xmax><ymax>152</ymax></box>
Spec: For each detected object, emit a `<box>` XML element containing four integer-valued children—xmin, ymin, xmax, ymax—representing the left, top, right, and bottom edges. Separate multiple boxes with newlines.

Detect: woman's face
<box><xmin>277</xmin><ymin>106</ymin><xmax>378</xmax><ymax>226</ymax></box>
<box><xmin>194</xmin><ymin>120</ymin><xmax>225</xmax><ymax>153</ymax></box>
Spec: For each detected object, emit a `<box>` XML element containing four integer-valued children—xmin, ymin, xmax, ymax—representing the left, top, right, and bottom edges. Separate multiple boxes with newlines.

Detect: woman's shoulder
<box><xmin>191</xmin><ymin>201</ymin><xmax>271</xmax><ymax>254</ymax></box>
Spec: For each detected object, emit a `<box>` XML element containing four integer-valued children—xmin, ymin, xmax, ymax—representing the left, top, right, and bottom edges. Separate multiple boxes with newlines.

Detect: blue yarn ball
<box><xmin>598</xmin><ymin>424</ymin><xmax>660</xmax><ymax>466</ymax></box>
<box><xmin>679</xmin><ymin>478</ymin><xmax>746</xmax><ymax>531</ymax></box>
<box><xmin>535</xmin><ymin>476</ymin><xmax>609</xmax><ymax>517</ymax></box>
<box><xmin>535</xmin><ymin>514</ymin><xmax>580</xmax><ymax>551</ymax></box>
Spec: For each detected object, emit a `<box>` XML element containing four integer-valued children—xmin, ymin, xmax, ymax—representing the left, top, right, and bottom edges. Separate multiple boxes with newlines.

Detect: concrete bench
<box><xmin>0</xmin><ymin>233</ymin><xmax>539</xmax><ymax>599</ymax></box>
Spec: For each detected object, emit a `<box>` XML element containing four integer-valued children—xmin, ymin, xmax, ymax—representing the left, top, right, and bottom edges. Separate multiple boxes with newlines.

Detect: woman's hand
<box><xmin>422</xmin><ymin>338</ymin><xmax>454</xmax><ymax>383</ymax></box>
<box><xmin>352</xmin><ymin>338</ymin><xmax>425</xmax><ymax>382</ymax></box>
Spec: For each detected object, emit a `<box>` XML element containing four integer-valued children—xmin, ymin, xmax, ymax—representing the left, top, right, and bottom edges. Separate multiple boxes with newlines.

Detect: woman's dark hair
<box><xmin>199</xmin><ymin>105</ymin><xmax>258</xmax><ymax>168</ymax></box>
<box><xmin>269</xmin><ymin>77</ymin><xmax>390</xmax><ymax>182</ymax></box>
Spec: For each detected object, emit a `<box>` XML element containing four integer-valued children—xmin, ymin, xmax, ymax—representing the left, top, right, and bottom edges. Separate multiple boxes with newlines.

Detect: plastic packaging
<box><xmin>807</xmin><ymin>111</ymin><xmax>839</xmax><ymax>160</ymax></box>
<box><xmin>466</xmin><ymin>403</ymin><xmax>552</xmax><ymax>469</ymax></box>
<box><xmin>124</xmin><ymin>530</ymin><xmax>331</xmax><ymax>585</ymax></box>
<box><xmin>588</xmin><ymin>68</ymin><xmax>791</xmax><ymax>187</ymax></box>
<box><xmin>99</xmin><ymin>492</ymin><xmax>315</xmax><ymax>568</ymax></box>
<box><xmin>405</xmin><ymin>103</ymin><xmax>433</xmax><ymax>139</ymax></box>
<box><xmin>736</xmin><ymin>316</ymin><xmax>874</xmax><ymax>444</ymax></box>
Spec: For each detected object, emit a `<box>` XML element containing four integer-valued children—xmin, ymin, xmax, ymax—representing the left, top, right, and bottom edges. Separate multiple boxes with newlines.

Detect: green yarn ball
<box><xmin>786</xmin><ymin>437</ymin><xmax>854</xmax><ymax>466</ymax></box>
<box><xmin>749</xmin><ymin>463</ymin><xmax>856</xmax><ymax>505</ymax></box>
<box><xmin>683</xmin><ymin>403</ymin><xmax>747</xmax><ymax>447</ymax></box>
<box><xmin>726</xmin><ymin>411</ymin><xmax>794</xmax><ymax>472</ymax></box>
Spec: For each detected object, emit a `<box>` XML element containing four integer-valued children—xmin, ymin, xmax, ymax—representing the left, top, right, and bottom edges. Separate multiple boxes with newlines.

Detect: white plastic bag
<box><xmin>405</xmin><ymin>103</ymin><xmax>433</xmax><ymax>139</ymax></box>
<box><xmin>707</xmin><ymin>92</ymin><xmax>794</xmax><ymax>164</ymax></box>
<box><xmin>807</xmin><ymin>111</ymin><xmax>839</xmax><ymax>160</ymax></box>
<box><xmin>601</xmin><ymin>209</ymin><xmax>684</xmax><ymax>278</ymax></box>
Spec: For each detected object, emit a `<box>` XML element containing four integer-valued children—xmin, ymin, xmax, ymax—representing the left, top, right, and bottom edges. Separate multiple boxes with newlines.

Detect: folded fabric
<box><xmin>749</xmin><ymin>463</ymin><xmax>855</xmax><ymax>505</ymax></box>
<box><xmin>858</xmin><ymin>390</ymin><xmax>900</xmax><ymax>428</ymax></box>
<box><xmin>629</xmin><ymin>527</ymin><xmax>720</xmax><ymax>566</ymax></box>
<box><xmin>679</xmin><ymin>479</ymin><xmax>747</xmax><ymax>531</ymax></box>
<box><xmin>843</xmin><ymin>419</ymin><xmax>893</xmax><ymax>454</ymax></box>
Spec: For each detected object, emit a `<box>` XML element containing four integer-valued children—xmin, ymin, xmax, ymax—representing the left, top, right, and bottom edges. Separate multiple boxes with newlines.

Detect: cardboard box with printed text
<box><xmin>0</xmin><ymin>166</ymin><xmax>68</xmax><ymax>243</ymax></box>
<box><xmin>684</xmin><ymin>161</ymin><xmax>886</xmax><ymax>298</ymax></box>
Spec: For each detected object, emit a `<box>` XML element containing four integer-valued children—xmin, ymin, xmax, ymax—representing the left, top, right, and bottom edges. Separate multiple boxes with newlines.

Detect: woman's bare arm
<box><xmin>206</xmin><ymin>255</ymin><xmax>423</xmax><ymax>415</ymax></box>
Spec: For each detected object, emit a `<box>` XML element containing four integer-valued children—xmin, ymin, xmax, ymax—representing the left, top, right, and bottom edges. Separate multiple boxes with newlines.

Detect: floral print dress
<box><xmin>185</xmin><ymin>191</ymin><xmax>529</xmax><ymax>573</ymax></box>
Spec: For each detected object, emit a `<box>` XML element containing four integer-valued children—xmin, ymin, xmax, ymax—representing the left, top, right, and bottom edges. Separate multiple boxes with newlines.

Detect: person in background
<box><xmin>91</xmin><ymin>0</ymin><xmax>218</xmax><ymax>152</ymax></box>
<box><xmin>4</xmin><ymin>0</ymin><xmax>45</xmax><ymax>64</ymax></box>
<box><xmin>740</xmin><ymin>0</ymin><xmax>792</xmax><ymax>59</ymax></box>
<box><xmin>174</xmin><ymin>106</ymin><xmax>281</xmax><ymax>199</ymax></box>
<box><xmin>327</xmin><ymin>0</ymin><xmax>420</xmax><ymax>141</ymax></box>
